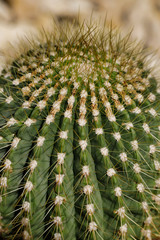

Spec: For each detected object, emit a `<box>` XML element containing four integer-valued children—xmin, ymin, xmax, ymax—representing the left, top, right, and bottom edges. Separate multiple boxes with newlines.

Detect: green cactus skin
<box><xmin>0</xmin><ymin>22</ymin><xmax>160</xmax><ymax>240</ymax></box>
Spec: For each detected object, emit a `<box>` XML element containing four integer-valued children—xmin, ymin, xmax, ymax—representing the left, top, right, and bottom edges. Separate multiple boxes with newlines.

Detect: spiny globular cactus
<box><xmin>0</xmin><ymin>22</ymin><xmax>160</xmax><ymax>240</ymax></box>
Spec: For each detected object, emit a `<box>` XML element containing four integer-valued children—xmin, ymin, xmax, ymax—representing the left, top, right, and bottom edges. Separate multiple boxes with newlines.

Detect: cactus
<box><xmin>0</xmin><ymin>22</ymin><xmax>160</xmax><ymax>240</ymax></box>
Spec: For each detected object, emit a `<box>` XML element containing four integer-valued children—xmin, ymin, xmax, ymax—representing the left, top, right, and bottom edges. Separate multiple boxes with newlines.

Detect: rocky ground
<box><xmin>0</xmin><ymin>0</ymin><xmax>160</xmax><ymax>73</ymax></box>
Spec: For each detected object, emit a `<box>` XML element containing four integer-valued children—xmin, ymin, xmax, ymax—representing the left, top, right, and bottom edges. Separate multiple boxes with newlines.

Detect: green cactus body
<box><xmin>0</xmin><ymin>23</ymin><xmax>160</xmax><ymax>240</ymax></box>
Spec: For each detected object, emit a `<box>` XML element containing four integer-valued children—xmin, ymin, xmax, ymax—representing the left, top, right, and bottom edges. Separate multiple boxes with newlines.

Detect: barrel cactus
<box><xmin>0</xmin><ymin>22</ymin><xmax>160</xmax><ymax>240</ymax></box>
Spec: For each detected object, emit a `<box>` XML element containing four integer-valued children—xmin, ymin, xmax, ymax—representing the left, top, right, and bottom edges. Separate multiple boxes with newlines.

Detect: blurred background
<box><xmin>0</xmin><ymin>0</ymin><xmax>160</xmax><ymax>68</ymax></box>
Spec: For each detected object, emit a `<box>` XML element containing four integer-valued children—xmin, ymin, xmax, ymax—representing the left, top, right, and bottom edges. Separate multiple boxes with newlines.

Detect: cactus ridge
<box><xmin>0</xmin><ymin>22</ymin><xmax>160</xmax><ymax>240</ymax></box>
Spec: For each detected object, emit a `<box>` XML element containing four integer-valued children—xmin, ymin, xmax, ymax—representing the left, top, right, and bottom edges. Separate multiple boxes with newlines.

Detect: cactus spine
<box><xmin>0</xmin><ymin>22</ymin><xmax>160</xmax><ymax>239</ymax></box>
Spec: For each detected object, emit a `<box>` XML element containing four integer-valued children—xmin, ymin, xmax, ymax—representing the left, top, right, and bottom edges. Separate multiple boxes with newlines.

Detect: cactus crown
<box><xmin>0</xmin><ymin>22</ymin><xmax>160</xmax><ymax>240</ymax></box>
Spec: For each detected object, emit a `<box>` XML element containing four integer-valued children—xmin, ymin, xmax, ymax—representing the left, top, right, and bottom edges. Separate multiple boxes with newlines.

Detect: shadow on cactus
<box><xmin>0</xmin><ymin>20</ymin><xmax>160</xmax><ymax>240</ymax></box>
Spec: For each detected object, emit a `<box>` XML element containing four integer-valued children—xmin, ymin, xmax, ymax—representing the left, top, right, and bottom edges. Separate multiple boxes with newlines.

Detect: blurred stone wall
<box><xmin>0</xmin><ymin>0</ymin><xmax>160</xmax><ymax>70</ymax></box>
